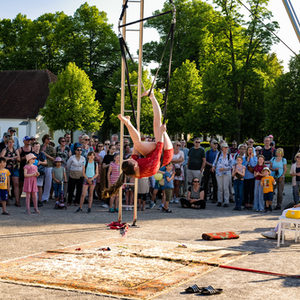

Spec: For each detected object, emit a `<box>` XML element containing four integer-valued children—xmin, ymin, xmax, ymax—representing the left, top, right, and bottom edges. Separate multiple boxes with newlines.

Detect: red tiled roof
<box><xmin>0</xmin><ymin>70</ymin><xmax>57</xmax><ymax>119</ymax></box>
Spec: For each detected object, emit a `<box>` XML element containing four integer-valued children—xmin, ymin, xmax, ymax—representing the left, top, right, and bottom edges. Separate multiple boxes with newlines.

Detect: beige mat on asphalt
<box><xmin>0</xmin><ymin>238</ymin><xmax>249</xmax><ymax>299</ymax></box>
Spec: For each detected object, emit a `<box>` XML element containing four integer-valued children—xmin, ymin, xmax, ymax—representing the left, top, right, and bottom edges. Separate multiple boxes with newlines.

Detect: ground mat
<box><xmin>0</xmin><ymin>238</ymin><xmax>249</xmax><ymax>299</ymax></box>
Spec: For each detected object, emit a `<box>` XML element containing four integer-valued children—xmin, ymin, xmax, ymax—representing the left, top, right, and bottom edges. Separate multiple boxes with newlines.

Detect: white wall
<box><xmin>0</xmin><ymin>117</ymin><xmax>84</xmax><ymax>147</ymax></box>
<box><xmin>0</xmin><ymin>118</ymin><xmax>36</xmax><ymax>146</ymax></box>
<box><xmin>36</xmin><ymin>115</ymin><xmax>83</xmax><ymax>145</ymax></box>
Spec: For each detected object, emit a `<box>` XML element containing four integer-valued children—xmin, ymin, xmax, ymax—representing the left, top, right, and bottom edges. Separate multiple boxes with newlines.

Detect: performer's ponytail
<box><xmin>102</xmin><ymin>172</ymin><xmax>126</xmax><ymax>198</ymax></box>
<box><xmin>102</xmin><ymin>160</ymin><xmax>136</xmax><ymax>198</ymax></box>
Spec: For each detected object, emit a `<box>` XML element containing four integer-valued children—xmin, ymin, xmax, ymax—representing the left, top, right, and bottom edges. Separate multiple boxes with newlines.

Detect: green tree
<box><xmin>211</xmin><ymin>0</ymin><xmax>280</xmax><ymax>141</ymax></box>
<box><xmin>265</xmin><ymin>55</ymin><xmax>300</xmax><ymax>146</ymax></box>
<box><xmin>167</xmin><ymin>60</ymin><xmax>203</xmax><ymax>135</ymax></box>
<box><xmin>111</xmin><ymin>69</ymin><xmax>164</xmax><ymax>135</ymax></box>
<box><xmin>144</xmin><ymin>0</ymin><xmax>221</xmax><ymax>87</ymax></box>
<box><xmin>40</xmin><ymin>62</ymin><xmax>104</xmax><ymax>134</ymax></box>
<box><xmin>144</xmin><ymin>0</ymin><xmax>282</xmax><ymax>141</ymax></box>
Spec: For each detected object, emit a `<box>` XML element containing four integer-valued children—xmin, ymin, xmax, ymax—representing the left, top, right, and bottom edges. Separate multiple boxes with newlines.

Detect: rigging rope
<box><xmin>237</xmin><ymin>0</ymin><xmax>298</xmax><ymax>56</ymax></box>
<box><xmin>118</xmin><ymin>0</ymin><xmax>176</xmax><ymax>125</ymax></box>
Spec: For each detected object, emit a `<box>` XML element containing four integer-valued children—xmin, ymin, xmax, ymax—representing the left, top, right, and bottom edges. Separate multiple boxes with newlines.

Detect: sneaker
<box><xmin>174</xmin><ymin>198</ymin><xmax>179</xmax><ymax>204</ymax></box>
<box><xmin>217</xmin><ymin>202</ymin><xmax>222</xmax><ymax>207</ymax></box>
<box><xmin>149</xmin><ymin>202</ymin><xmax>156</xmax><ymax>209</ymax></box>
<box><xmin>274</xmin><ymin>205</ymin><xmax>281</xmax><ymax>210</ymax></box>
<box><xmin>261</xmin><ymin>230</ymin><xmax>277</xmax><ymax>239</ymax></box>
<box><xmin>223</xmin><ymin>203</ymin><xmax>229</xmax><ymax>207</ymax></box>
<box><xmin>87</xmin><ymin>208</ymin><xmax>91</xmax><ymax>213</ymax></box>
<box><xmin>2</xmin><ymin>211</ymin><xmax>10</xmax><ymax>215</ymax></box>
<box><xmin>125</xmin><ymin>207</ymin><xmax>129</xmax><ymax>211</ymax></box>
<box><xmin>101</xmin><ymin>203</ymin><xmax>109</xmax><ymax>209</ymax></box>
<box><xmin>162</xmin><ymin>207</ymin><xmax>172</xmax><ymax>213</ymax></box>
<box><xmin>75</xmin><ymin>208</ymin><xmax>82</xmax><ymax>213</ymax></box>
<box><xmin>170</xmin><ymin>199</ymin><xmax>175</xmax><ymax>204</ymax></box>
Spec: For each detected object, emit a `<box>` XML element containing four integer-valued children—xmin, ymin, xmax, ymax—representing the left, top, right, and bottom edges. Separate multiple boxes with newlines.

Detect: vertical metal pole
<box><xmin>118</xmin><ymin>0</ymin><xmax>127</xmax><ymax>223</ymax></box>
<box><xmin>132</xmin><ymin>0</ymin><xmax>144</xmax><ymax>226</ymax></box>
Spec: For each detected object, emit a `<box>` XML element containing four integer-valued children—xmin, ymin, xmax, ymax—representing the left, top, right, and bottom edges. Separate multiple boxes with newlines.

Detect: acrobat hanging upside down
<box><xmin>103</xmin><ymin>90</ymin><xmax>173</xmax><ymax>198</ymax></box>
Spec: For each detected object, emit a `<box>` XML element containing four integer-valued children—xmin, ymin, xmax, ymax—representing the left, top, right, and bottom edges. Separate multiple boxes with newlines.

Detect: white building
<box><xmin>0</xmin><ymin>70</ymin><xmax>67</xmax><ymax>146</ymax></box>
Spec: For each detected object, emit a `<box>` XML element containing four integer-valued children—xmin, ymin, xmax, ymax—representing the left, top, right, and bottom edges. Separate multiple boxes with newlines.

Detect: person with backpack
<box><xmin>203</xmin><ymin>140</ymin><xmax>218</xmax><ymax>203</ymax></box>
<box><xmin>212</xmin><ymin>142</ymin><xmax>233</xmax><ymax>207</ymax></box>
<box><xmin>270</xmin><ymin>148</ymin><xmax>287</xmax><ymax>210</ymax></box>
<box><xmin>260</xmin><ymin>136</ymin><xmax>276</xmax><ymax>167</ymax></box>
<box><xmin>75</xmin><ymin>151</ymin><xmax>98</xmax><ymax>213</ymax></box>
<box><xmin>0</xmin><ymin>137</ymin><xmax>20</xmax><ymax>206</ymax></box>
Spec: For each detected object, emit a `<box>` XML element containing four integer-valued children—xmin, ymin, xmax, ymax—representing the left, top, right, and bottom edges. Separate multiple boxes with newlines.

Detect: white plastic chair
<box><xmin>277</xmin><ymin>215</ymin><xmax>300</xmax><ymax>247</ymax></box>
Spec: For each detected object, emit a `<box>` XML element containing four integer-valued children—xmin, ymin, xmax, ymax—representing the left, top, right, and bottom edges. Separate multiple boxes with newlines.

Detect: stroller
<box><xmin>54</xmin><ymin>181</ymin><xmax>67</xmax><ymax>210</ymax></box>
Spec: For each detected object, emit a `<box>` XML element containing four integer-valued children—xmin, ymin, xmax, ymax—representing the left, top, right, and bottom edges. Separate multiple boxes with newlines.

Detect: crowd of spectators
<box><xmin>0</xmin><ymin>128</ymin><xmax>299</xmax><ymax>216</ymax></box>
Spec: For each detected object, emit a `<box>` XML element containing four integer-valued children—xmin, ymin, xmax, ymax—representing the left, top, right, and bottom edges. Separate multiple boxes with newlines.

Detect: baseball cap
<box><xmin>23</xmin><ymin>136</ymin><xmax>31</xmax><ymax>141</ymax></box>
<box><xmin>221</xmin><ymin>142</ymin><xmax>229</xmax><ymax>148</ymax></box>
<box><xmin>3</xmin><ymin>132</ymin><xmax>11</xmax><ymax>138</ymax></box>
<box><xmin>8</xmin><ymin>127</ymin><xmax>16</xmax><ymax>132</ymax></box>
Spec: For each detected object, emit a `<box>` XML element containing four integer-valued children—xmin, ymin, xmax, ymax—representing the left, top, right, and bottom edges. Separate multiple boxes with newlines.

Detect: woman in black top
<box><xmin>180</xmin><ymin>177</ymin><xmax>205</xmax><ymax>209</ymax></box>
<box><xmin>102</xmin><ymin>145</ymin><xmax>116</xmax><ymax>188</ymax></box>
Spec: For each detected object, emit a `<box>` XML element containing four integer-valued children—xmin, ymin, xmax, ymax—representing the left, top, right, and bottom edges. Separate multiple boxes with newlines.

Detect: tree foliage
<box><xmin>40</xmin><ymin>62</ymin><xmax>104</xmax><ymax>133</ymax></box>
<box><xmin>265</xmin><ymin>55</ymin><xmax>300</xmax><ymax>146</ymax></box>
<box><xmin>144</xmin><ymin>0</ymin><xmax>282</xmax><ymax>141</ymax></box>
<box><xmin>111</xmin><ymin>70</ymin><xmax>164</xmax><ymax>135</ymax></box>
<box><xmin>0</xmin><ymin>2</ymin><xmax>120</xmax><ymax>139</ymax></box>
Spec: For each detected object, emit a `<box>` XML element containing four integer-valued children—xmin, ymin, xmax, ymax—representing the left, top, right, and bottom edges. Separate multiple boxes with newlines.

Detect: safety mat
<box><xmin>0</xmin><ymin>238</ymin><xmax>249</xmax><ymax>299</ymax></box>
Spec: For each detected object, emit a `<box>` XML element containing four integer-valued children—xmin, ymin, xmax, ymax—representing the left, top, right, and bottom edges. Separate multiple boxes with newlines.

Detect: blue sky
<box><xmin>0</xmin><ymin>0</ymin><xmax>299</xmax><ymax>70</ymax></box>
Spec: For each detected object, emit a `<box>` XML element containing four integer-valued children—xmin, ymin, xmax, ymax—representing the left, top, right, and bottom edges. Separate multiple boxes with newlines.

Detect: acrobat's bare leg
<box><xmin>118</xmin><ymin>114</ymin><xmax>140</xmax><ymax>144</ymax></box>
<box><xmin>118</xmin><ymin>114</ymin><xmax>156</xmax><ymax>156</ymax></box>
<box><xmin>142</xmin><ymin>91</ymin><xmax>163</xmax><ymax>143</ymax></box>
<box><xmin>163</xmin><ymin>129</ymin><xmax>173</xmax><ymax>150</ymax></box>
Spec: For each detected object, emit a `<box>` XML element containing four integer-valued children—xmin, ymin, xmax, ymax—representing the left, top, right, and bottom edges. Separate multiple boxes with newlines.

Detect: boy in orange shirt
<box><xmin>261</xmin><ymin>167</ymin><xmax>275</xmax><ymax>212</ymax></box>
<box><xmin>0</xmin><ymin>157</ymin><xmax>10</xmax><ymax>215</ymax></box>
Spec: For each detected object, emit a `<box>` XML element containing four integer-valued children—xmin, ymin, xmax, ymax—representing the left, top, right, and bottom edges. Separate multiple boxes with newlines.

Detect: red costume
<box><xmin>131</xmin><ymin>142</ymin><xmax>173</xmax><ymax>178</ymax></box>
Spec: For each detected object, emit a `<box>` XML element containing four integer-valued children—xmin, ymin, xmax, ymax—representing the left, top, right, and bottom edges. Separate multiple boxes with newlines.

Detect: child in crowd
<box><xmin>261</xmin><ymin>167</ymin><xmax>275</xmax><ymax>212</ymax></box>
<box><xmin>52</xmin><ymin>157</ymin><xmax>67</xmax><ymax>203</ymax></box>
<box><xmin>107</xmin><ymin>153</ymin><xmax>120</xmax><ymax>213</ymax></box>
<box><xmin>149</xmin><ymin>167</ymin><xmax>166</xmax><ymax>209</ymax></box>
<box><xmin>253</xmin><ymin>155</ymin><xmax>266</xmax><ymax>212</ymax></box>
<box><xmin>76</xmin><ymin>152</ymin><xmax>98</xmax><ymax>213</ymax></box>
<box><xmin>138</xmin><ymin>177</ymin><xmax>150</xmax><ymax>211</ymax></box>
<box><xmin>125</xmin><ymin>175</ymin><xmax>134</xmax><ymax>211</ymax></box>
<box><xmin>0</xmin><ymin>157</ymin><xmax>10</xmax><ymax>215</ymax></box>
<box><xmin>232</xmin><ymin>156</ymin><xmax>246</xmax><ymax>211</ymax></box>
<box><xmin>23</xmin><ymin>153</ymin><xmax>40</xmax><ymax>214</ymax></box>
<box><xmin>162</xmin><ymin>163</ymin><xmax>174</xmax><ymax>213</ymax></box>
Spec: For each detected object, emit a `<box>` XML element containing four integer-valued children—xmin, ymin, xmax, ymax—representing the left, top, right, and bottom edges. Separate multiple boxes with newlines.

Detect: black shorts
<box><xmin>0</xmin><ymin>189</ymin><xmax>8</xmax><ymax>201</ymax></box>
<box><xmin>138</xmin><ymin>193</ymin><xmax>147</xmax><ymax>201</ymax></box>
<box><xmin>264</xmin><ymin>192</ymin><xmax>273</xmax><ymax>201</ymax></box>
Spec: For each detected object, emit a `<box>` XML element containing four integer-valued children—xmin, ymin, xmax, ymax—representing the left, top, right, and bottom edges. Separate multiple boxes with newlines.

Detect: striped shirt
<box><xmin>110</xmin><ymin>162</ymin><xmax>120</xmax><ymax>185</ymax></box>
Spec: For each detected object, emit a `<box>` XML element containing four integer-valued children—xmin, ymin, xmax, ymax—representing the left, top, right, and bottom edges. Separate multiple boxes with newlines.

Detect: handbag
<box><xmin>175</xmin><ymin>167</ymin><xmax>182</xmax><ymax>176</ymax></box>
<box><xmin>247</xmin><ymin>164</ymin><xmax>254</xmax><ymax>173</ymax></box>
<box><xmin>69</xmin><ymin>170</ymin><xmax>82</xmax><ymax>179</ymax></box>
